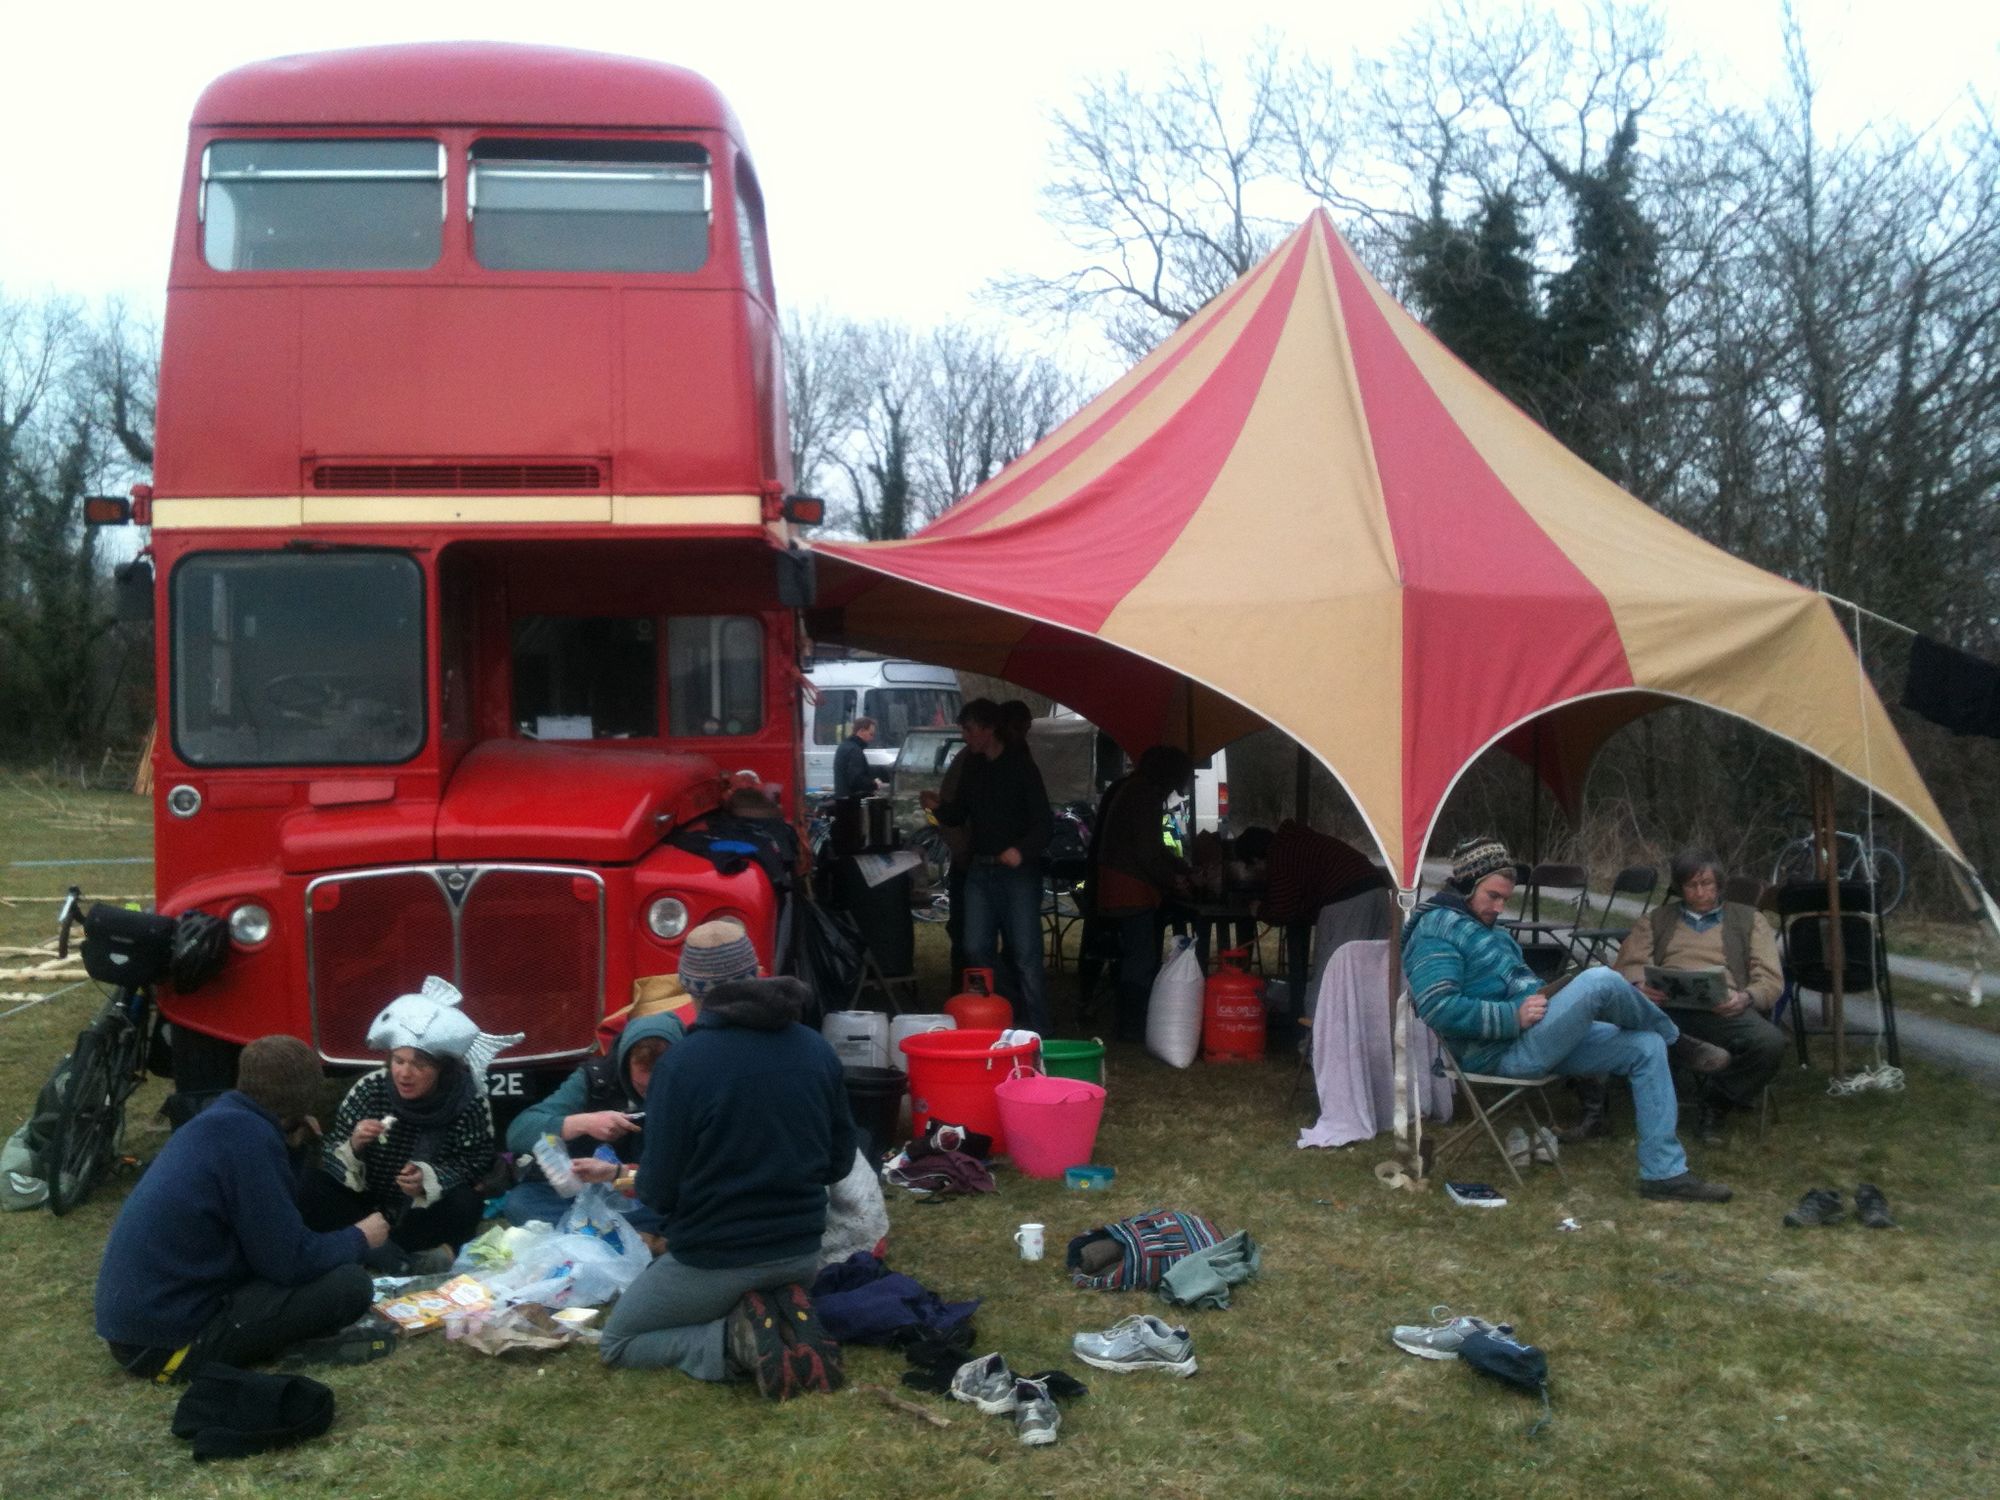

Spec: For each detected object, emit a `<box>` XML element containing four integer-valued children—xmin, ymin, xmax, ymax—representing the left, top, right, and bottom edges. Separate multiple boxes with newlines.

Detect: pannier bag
<box><xmin>80</xmin><ymin>905</ymin><xmax>177</xmax><ymax>987</ymax></box>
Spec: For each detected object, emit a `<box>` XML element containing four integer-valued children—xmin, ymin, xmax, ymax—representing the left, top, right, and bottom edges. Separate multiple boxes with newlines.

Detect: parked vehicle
<box><xmin>78</xmin><ymin>44</ymin><xmax>814</xmax><ymax>1107</ymax></box>
<box><xmin>803</xmin><ymin>659</ymin><xmax>962</xmax><ymax>796</ymax></box>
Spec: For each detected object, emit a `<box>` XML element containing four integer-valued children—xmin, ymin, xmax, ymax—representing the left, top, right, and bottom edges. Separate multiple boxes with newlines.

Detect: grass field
<box><xmin>2</xmin><ymin>773</ymin><xmax>1997</xmax><ymax>1499</ymax></box>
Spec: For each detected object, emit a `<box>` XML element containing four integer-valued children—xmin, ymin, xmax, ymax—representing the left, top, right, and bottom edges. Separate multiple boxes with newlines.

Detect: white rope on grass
<box><xmin>1827</xmin><ymin>1063</ymin><xmax>1905</xmax><ymax>1096</ymax></box>
<box><xmin>0</xmin><ymin>979</ymin><xmax>90</xmax><ymax>1021</ymax></box>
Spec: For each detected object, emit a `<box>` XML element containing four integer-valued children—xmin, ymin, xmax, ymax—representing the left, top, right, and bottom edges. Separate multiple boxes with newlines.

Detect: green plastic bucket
<box><xmin>1041</xmin><ymin>1038</ymin><xmax>1106</xmax><ymax>1086</ymax></box>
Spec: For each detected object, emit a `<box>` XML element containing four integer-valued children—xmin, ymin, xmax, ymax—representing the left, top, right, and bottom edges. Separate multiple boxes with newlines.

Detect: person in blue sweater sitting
<box><xmin>95</xmin><ymin>1036</ymin><xmax>388</xmax><ymax>1381</ymax></box>
<box><xmin>600</xmin><ymin>921</ymin><xmax>858</xmax><ymax>1399</ymax></box>
<box><xmin>1403</xmin><ymin>839</ymin><xmax>1733</xmax><ymax>1204</ymax></box>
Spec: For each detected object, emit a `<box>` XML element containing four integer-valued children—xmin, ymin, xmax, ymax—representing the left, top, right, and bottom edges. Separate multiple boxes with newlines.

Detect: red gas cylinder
<box><xmin>944</xmin><ymin>967</ymin><xmax>1013</xmax><ymax>1032</ymax></box>
<box><xmin>1202</xmin><ymin>949</ymin><xmax>1267</xmax><ymax>1063</ymax></box>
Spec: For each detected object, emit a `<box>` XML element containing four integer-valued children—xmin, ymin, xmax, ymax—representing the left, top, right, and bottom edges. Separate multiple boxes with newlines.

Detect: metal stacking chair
<box><xmin>1502</xmin><ymin>862</ymin><xmax>1588</xmax><ymax>978</ymax></box>
<box><xmin>1773</xmin><ymin>880</ymin><xmax>1899</xmax><ymax>1068</ymax></box>
<box><xmin>1567</xmin><ymin>865</ymin><xmax>1659</xmax><ymax>964</ymax></box>
<box><xmin>1430</xmin><ymin>1045</ymin><xmax>1571</xmax><ymax>1189</ymax></box>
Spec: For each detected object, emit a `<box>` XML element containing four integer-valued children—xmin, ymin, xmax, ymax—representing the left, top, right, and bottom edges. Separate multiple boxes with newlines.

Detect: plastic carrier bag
<box><xmin>480</xmin><ymin>1186</ymin><xmax>651</xmax><ymax>1309</ymax></box>
<box><xmin>1146</xmin><ymin>936</ymin><xmax>1205</xmax><ymax>1069</ymax></box>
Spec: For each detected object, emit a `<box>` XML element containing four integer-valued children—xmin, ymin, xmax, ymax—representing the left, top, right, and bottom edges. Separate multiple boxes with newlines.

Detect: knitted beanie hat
<box><xmin>235</xmin><ymin>1035</ymin><xmax>324</xmax><ymax>1122</ymax></box>
<box><xmin>1450</xmin><ymin>837</ymin><xmax>1526</xmax><ymax>892</ymax></box>
<box><xmin>678</xmin><ymin>919</ymin><xmax>759</xmax><ymax>996</ymax></box>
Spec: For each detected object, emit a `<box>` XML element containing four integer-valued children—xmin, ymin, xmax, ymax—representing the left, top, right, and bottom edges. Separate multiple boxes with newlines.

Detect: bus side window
<box><xmin>812</xmin><ymin>690</ymin><xmax>856</xmax><ymax>747</ymax></box>
<box><xmin>668</xmin><ymin>616</ymin><xmax>763</xmax><ymax>736</ymax></box>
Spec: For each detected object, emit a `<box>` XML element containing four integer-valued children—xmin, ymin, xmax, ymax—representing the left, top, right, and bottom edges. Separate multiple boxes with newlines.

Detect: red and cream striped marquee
<box><xmin>812</xmin><ymin>212</ymin><xmax>1963</xmax><ymax>890</ymax></box>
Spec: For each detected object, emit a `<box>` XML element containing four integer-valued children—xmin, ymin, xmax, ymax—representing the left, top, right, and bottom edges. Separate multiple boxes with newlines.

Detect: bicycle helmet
<box><xmin>170</xmin><ymin>910</ymin><xmax>229</xmax><ymax>993</ymax></box>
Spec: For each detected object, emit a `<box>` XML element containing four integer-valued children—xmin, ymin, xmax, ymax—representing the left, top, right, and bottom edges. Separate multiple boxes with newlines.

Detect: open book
<box><xmin>1644</xmin><ymin>965</ymin><xmax>1729</xmax><ymax>1010</ymax></box>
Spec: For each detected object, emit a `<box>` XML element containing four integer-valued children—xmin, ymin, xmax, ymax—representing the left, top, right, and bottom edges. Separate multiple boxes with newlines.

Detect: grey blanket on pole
<box><xmin>1157</xmin><ymin>1230</ymin><xmax>1261</xmax><ymax>1310</ymax></box>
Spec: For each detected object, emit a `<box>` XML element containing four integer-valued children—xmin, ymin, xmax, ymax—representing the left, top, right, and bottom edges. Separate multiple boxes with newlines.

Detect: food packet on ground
<box><xmin>378</xmin><ymin>1273</ymin><xmax>491</xmax><ymax>1333</ymax></box>
<box><xmin>454</xmin><ymin>1304</ymin><xmax>598</xmax><ymax>1356</ymax></box>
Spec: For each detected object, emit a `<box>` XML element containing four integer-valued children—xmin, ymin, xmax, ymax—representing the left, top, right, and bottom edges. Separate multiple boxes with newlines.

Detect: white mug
<box><xmin>1014</xmin><ymin>1222</ymin><xmax>1045</xmax><ymax>1261</ymax></box>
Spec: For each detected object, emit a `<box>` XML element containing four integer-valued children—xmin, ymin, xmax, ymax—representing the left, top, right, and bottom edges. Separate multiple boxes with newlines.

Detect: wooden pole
<box><xmin>1813</xmin><ymin>762</ymin><xmax>1848</xmax><ymax>1076</ymax></box>
<box><xmin>1528</xmin><ymin>721</ymin><xmax>1543</xmax><ymax>921</ymax></box>
<box><xmin>1293</xmin><ymin>741</ymin><xmax>1312</xmax><ymax>824</ymax></box>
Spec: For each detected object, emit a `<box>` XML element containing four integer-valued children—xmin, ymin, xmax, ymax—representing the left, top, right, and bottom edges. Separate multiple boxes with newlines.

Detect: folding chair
<box><xmin>1773</xmin><ymin>880</ymin><xmax>1899</xmax><ymax>1068</ymax></box>
<box><xmin>1502</xmin><ymin>862</ymin><xmax>1587</xmax><ymax>978</ymax></box>
<box><xmin>1567</xmin><ymin>864</ymin><xmax>1659</xmax><ymax>965</ymax></box>
<box><xmin>1430</xmin><ymin>1046</ymin><xmax>1571</xmax><ymax>1189</ymax></box>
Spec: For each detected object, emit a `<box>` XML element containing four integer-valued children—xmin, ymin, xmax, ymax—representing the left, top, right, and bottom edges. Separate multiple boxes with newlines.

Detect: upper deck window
<box><xmin>202</xmin><ymin>139</ymin><xmax>444</xmax><ymax>271</ymax></box>
<box><xmin>471</xmin><ymin>140</ymin><xmax>710</xmax><ymax>273</ymax></box>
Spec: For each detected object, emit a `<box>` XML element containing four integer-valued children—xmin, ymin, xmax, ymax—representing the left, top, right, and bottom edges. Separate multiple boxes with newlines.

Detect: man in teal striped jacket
<box><xmin>1404</xmin><ymin>840</ymin><xmax>1732</xmax><ymax>1203</ymax></box>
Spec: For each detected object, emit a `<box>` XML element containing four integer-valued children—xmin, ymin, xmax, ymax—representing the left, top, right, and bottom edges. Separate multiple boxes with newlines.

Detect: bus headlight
<box><xmin>228</xmin><ymin>903</ymin><xmax>273</xmax><ymax>947</ymax></box>
<box><xmin>646</xmin><ymin>896</ymin><xmax>690</xmax><ymax>941</ymax></box>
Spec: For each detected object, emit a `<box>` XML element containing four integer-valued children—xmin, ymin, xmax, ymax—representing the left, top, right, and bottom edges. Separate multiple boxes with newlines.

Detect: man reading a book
<box><xmin>1612</xmin><ymin>848</ymin><xmax>1785</xmax><ymax>1145</ymax></box>
<box><xmin>1404</xmin><ymin>838</ymin><xmax>1733</xmax><ymax>1203</ymax></box>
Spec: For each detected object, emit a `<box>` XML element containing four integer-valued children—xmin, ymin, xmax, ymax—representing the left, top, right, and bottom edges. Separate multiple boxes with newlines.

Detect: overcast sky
<box><xmin>5</xmin><ymin>0</ymin><xmax>1993</xmax><ymax>340</ymax></box>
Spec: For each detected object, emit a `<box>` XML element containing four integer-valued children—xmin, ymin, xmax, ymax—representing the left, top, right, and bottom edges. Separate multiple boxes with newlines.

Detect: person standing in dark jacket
<box><xmin>832</xmin><ymin>715</ymin><xmax>883</xmax><ymax>798</ymax></box>
<box><xmin>95</xmin><ymin>1036</ymin><xmax>387</xmax><ymax>1380</ymax></box>
<box><xmin>923</xmin><ymin>699</ymin><xmax>1056</xmax><ymax>1032</ymax></box>
<box><xmin>601</xmin><ymin>922</ymin><xmax>857</xmax><ymax>1399</ymax></box>
<box><xmin>1093</xmin><ymin>746</ymin><xmax>1195</xmax><ymax>1041</ymax></box>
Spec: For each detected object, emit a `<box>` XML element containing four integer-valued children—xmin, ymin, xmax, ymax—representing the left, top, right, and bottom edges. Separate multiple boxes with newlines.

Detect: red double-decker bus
<box><xmin>119</xmin><ymin>42</ymin><xmax>814</xmax><ymax>1099</ymax></box>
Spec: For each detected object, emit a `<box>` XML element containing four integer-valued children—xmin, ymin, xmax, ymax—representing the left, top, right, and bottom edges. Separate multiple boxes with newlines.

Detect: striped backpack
<box><xmin>1066</xmin><ymin>1207</ymin><xmax>1223</xmax><ymax>1291</ymax></box>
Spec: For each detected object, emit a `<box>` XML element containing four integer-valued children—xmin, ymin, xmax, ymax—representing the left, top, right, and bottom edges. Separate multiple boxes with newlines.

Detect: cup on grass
<box><xmin>1014</xmin><ymin>1222</ymin><xmax>1045</xmax><ymax>1261</ymax></box>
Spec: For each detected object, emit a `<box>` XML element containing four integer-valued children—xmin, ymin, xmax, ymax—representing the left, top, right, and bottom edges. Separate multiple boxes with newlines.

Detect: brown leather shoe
<box><xmin>1639</xmin><ymin>1170</ymin><xmax>1733</xmax><ymax>1203</ymax></box>
<box><xmin>1670</xmin><ymin>1035</ymin><xmax>1731</xmax><ymax>1074</ymax></box>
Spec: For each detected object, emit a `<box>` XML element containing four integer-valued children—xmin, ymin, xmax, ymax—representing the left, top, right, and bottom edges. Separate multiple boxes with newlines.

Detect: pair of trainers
<box><xmin>1071</xmin><ymin>1314</ymin><xmax>1198</xmax><ymax>1377</ymax></box>
<box><xmin>1503</xmin><ymin>1125</ymin><xmax>1561</xmax><ymax>1169</ymax></box>
<box><xmin>1391</xmin><ymin>1306</ymin><xmax>1512</xmax><ymax>1361</ymax></box>
<box><xmin>1784</xmin><ymin>1183</ymin><xmax>1897</xmax><ymax>1229</ymax></box>
<box><xmin>726</xmin><ymin>1285</ymin><xmax>845</xmax><ymax>1400</ymax></box>
<box><xmin>949</xmin><ymin>1353</ymin><xmax>1061</xmax><ymax>1446</ymax></box>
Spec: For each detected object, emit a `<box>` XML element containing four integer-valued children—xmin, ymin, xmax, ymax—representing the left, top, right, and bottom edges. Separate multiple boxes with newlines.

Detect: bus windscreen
<box><xmin>172</xmin><ymin>552</ymin><xmax>426</xmax><ymax>766</ymax></box>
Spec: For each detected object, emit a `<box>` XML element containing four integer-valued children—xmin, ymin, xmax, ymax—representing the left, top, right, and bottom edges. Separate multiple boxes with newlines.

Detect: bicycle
<box><xmin>42</xmin><ymin>888</ymin><xmax>161</xmax><ymax>1216</ymax></box>
<box><xmin>1770</xmin><ymin>827</ymin><xmax>1906</xmax><ymax>917</ymax></box>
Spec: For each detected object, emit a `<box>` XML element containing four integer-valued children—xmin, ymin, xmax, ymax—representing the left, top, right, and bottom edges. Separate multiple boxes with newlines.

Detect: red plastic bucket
<box><xmin>900</xmin><ymin>1028</ymin><xmax>1040</xmax><ymax>1154</ymax></box>
<box><xmin>995</xmin><ymin>1071</ymin><xmax>1107</xmax><ymax>1179</ymax></box>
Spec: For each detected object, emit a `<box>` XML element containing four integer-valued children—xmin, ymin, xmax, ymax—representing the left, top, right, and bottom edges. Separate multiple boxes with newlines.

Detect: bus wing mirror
<box><xmin>776</xmin><ymin>547</ymin><xmax>817</xmax><ymax>609</ymax></box>
<box><xmin>114</xmin><ymin>559</ymin><xmax>155</xmax><ymax>622</ymax></box>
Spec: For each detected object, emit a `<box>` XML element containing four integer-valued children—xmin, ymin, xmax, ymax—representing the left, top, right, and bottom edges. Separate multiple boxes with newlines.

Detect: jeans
<box><xmin>1489</xmin><ymin>967</ymin><xmax>1688</xmax><ymax>1182</ymax></box>
<box><xmin>599</xmin><ymin>1249</ymin><xmax>821</xmax><ymax>1379</ymax></box>
<box><xmin>499</xmin><ymin>1180</ymin><xmax>666</xmax><ymax>1237</ymax></box>
<box><xmin>963</xmin><ymin>862</ymin><xmax>1049</xmax><ymax>1033</ymax></box>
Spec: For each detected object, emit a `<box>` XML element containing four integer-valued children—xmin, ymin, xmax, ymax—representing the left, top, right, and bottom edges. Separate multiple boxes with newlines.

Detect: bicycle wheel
<box><xmin>1865</xmin><ymin>846</ymin><xmax>1907</xmax><ymax>917</ymax></box>
<box><xmin>44</xmin><ymin>1015</ymin><xmax>136</xmax><ymax>1216</ymax></box>
<box><xmin>1771</xmin><ymin>837</ymin><xmax>1818</xmax><ymax>888</ymax></box>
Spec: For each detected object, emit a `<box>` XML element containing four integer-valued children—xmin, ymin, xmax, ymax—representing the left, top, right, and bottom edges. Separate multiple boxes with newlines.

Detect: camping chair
<box><xmin>1502</xmin><ymin>862</ymin><xmax>1587</xmax><ymax>979</ymax></box>
<box><xmin>1566</xmin><ymin>864</ymin><xmax>1658</xmax><ymax>965</ymax></box>
<box><xmin>1042</xmin><ymin>856</ymin><xmax>1089</xmax><ymax>971</ymax></box>
<box><xmin>1428</xmin><ymin>1044</ymin><xmax>1571</xmax><ymax>1190</ymax></box>
<box><xmin>1721</xmin><ymin>873</ymin><xmax>1766</xmax><ymax>908</ymax></box>
<box><xmin>1772</xmin><ymin>880</ymin><xmax>1899</xmax><ymax>1069</ymax></box>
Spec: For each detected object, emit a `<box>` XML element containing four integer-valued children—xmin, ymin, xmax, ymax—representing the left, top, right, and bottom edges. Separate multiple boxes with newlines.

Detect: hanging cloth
<box><xmin>1901</xmin><ymin>635</ymin><xmax>2000</xmax><ymax>738</ymax></box>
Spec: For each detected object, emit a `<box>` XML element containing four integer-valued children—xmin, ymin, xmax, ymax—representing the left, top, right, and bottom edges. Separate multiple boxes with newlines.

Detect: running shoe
<box><xmin>1070</xmin><ymin>1315</ymin><xmax>1197</xmax><ymax>1376</ymax></box>
<box><xmin>1782</xmin><ymin>1188</ymin><xmax>1846</xmax><ymax>1227</ymax></box>
<box><xmin>1854</xmin><ymin>1183</ymin><xmax>1897</xmax><ymax>1229</ymax></box>
<box><xmin>950</xmin><ymin>1352</ymin><xmax>1021</xmax><ymax>1413</ymax></box>
<box><xmin>1390</xmin><ymin>1306</ymin><xmax>1506</xmax><ymax>1361</ymax></box>
<box><xmin>1014</xmin><ymin>1377</ymin><xmax>1061</xmax><ymax>1446</ymax></box>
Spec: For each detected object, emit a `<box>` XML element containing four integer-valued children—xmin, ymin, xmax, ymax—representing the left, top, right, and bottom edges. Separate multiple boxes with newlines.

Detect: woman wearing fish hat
<box><xmin>301</xmin><ymin>977</ymin><xmax>523</xmax><ymax>1272</ymax></box>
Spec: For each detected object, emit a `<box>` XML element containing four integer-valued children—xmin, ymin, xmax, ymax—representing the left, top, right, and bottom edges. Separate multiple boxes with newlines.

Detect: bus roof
<box><xmin>192</xmin><ymin>42</ymin><xmax>746</xmax><ymax>141</ymax></box>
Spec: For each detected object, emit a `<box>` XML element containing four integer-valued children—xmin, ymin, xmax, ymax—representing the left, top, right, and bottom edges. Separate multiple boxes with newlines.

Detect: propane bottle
<box><xmin>943</xmin><ymin>967</ymin><xmax>1013</xmax><ymax>1032</ymax></box>
<box><xmin>1202</xmin><ymin>948</ymin><xmax>1266</xmax><ymax>1062</ymax></box>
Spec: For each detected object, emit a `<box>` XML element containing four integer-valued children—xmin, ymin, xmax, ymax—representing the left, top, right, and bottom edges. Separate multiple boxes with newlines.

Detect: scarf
<box><xmin>390</xmin><ymin>1055</ymin><xmax>477</xmax><ymax>1164</ymax></box>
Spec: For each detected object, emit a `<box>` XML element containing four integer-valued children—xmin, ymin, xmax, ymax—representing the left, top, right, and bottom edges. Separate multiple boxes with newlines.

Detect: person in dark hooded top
<box><xmin>501</xmin><ymin>1010</ymin><xmax>685</xmax><ymax>1234</ymax></box>
<box><xmin>600</xmin><ymin>921</ymin><xmax>858</xmax><ymax>1399</ymax></box>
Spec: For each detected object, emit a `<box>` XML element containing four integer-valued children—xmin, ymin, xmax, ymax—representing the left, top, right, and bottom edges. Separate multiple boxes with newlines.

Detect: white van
<box><xmin>803</xmin><ymin>659</ymin><xmax>962</xmax><ymax>797</ymax></box>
